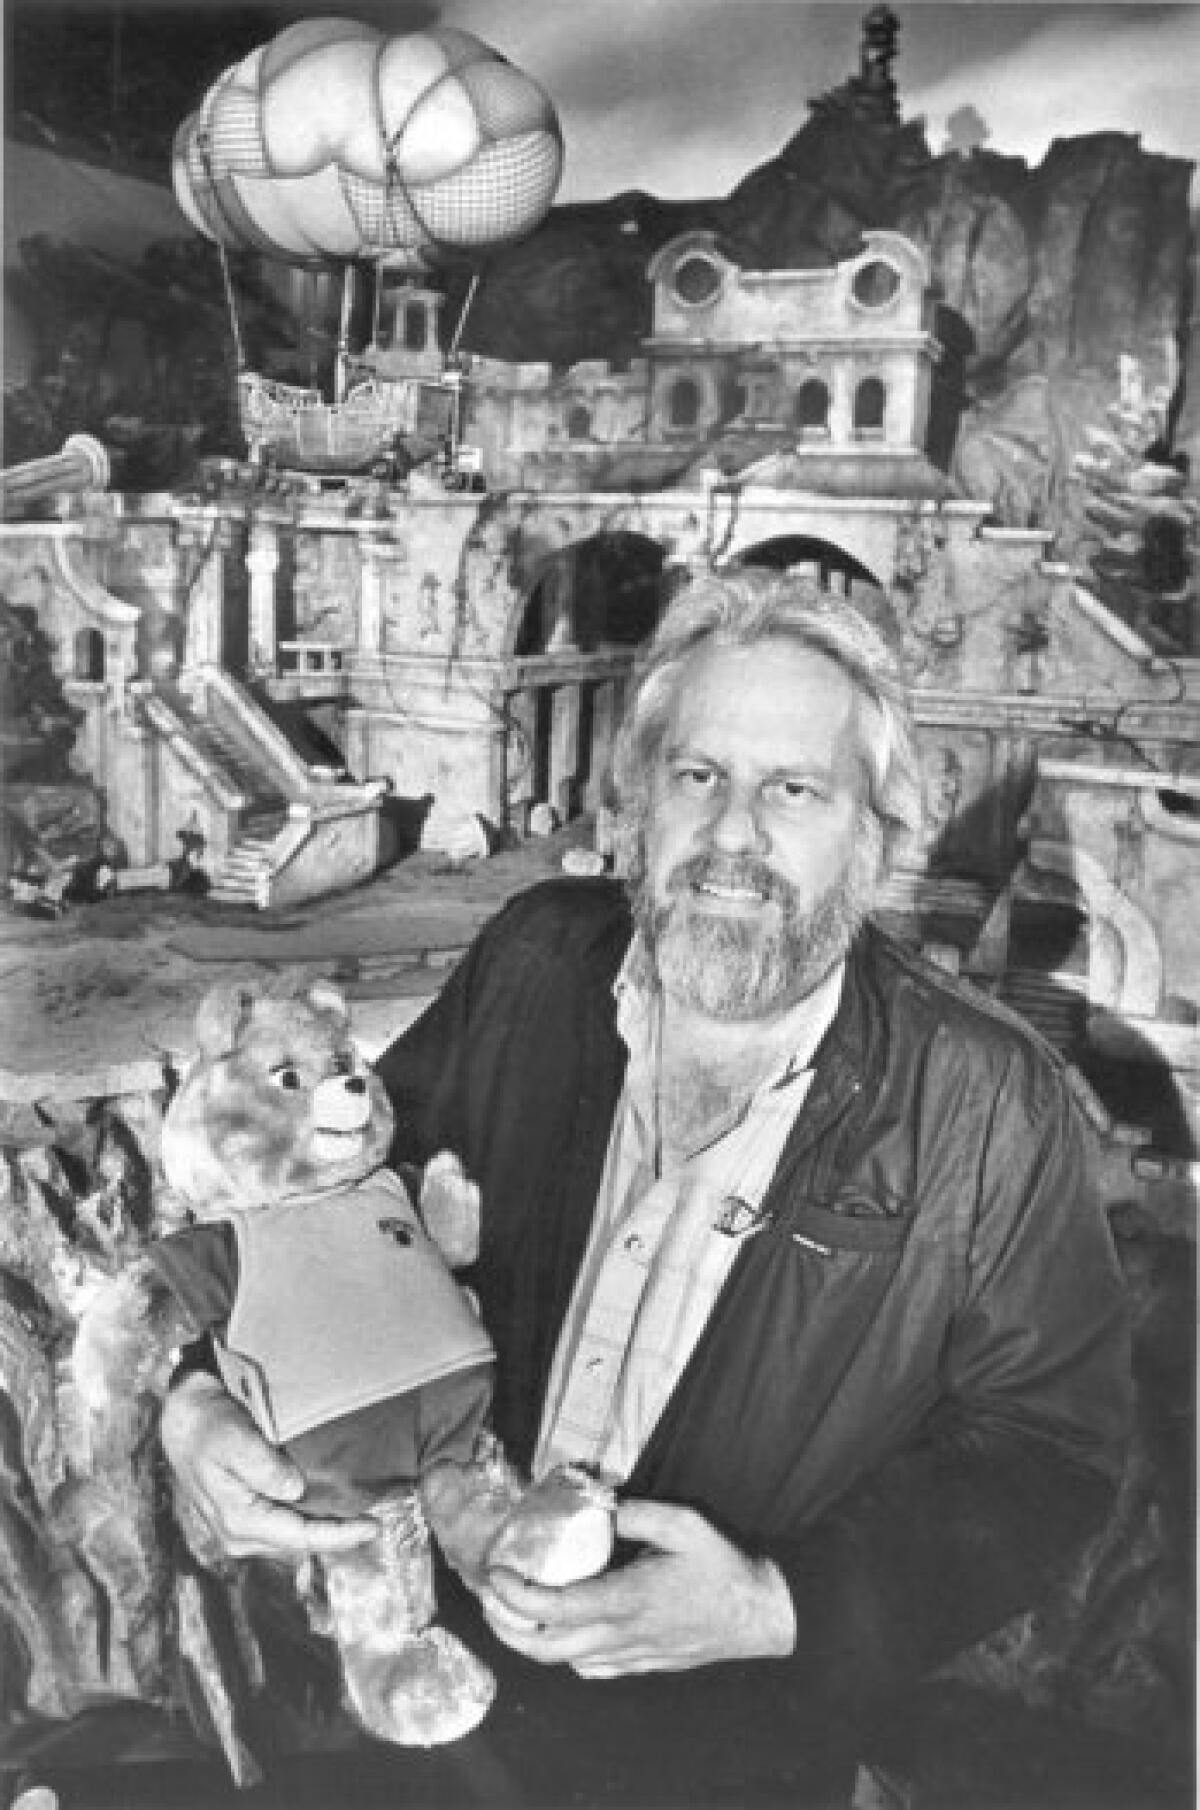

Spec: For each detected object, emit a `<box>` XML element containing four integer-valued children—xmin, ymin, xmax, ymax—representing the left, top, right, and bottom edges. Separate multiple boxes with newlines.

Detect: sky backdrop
<box><xmin>425</xmin><ymin>1</ymin><xmax>1200</xmax><ymax>202</ymax></box>
<box><xmin>8</xmin><ymin>2</ymin><xmax>1200</xmax><ymax>205</ymax></box>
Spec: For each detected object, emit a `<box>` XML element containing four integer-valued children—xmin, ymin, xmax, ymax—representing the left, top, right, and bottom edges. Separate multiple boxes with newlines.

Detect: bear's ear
<box><xmin>305</xmin><ymin>979</ymin><xmax>350</xmax><ymax>1027</ymax></box>
<box><xmin>192</xmin><ymin>982</ymin><xmax>263</xmax><ymax>1057</ymax></box>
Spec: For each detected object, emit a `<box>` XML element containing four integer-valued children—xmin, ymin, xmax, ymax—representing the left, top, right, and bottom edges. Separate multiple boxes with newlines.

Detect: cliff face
<box><xmin>458</xmin><ymin>104</ymin><xmax>1195</xmax><ymax>527</ymax></box>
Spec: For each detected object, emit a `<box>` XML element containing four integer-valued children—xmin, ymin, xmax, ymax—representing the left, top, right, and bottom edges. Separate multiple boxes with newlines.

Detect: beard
<box><xmin>632</xmin><ymin>823</ymin><xmax>882</xmax><ymax>1020</ymax></box>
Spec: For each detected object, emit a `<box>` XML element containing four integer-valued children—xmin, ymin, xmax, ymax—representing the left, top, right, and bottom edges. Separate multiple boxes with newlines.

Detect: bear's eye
<box><xmin>270</xmin><ymin>1064</ymin><xmax>302</xmax><ymax>1091</ymax></box>
<box><xmin>332</xmin><ymin>1051</ymin><xmax>356</xmax><ymax>1077</ymax></box>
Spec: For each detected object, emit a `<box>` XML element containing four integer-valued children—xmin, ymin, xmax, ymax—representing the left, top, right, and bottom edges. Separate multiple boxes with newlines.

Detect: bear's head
<box><xmin>161</xmin><ymin>979</ymin><xmax>394</xmax><ymax>1214</ymax></box>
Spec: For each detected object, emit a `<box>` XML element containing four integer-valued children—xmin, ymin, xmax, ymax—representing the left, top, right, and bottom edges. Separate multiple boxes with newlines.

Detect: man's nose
<box><xmin>708</xmin><ymin>785</ymin><xmax>767</xmax><ymax>854</ymax></box>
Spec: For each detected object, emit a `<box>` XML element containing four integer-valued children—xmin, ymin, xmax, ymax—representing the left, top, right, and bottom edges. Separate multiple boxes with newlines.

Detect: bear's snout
<box><xmin>313</xmin><ymin>1072</ymin><xmax>373</xmax><ymax>1133</ymax></box>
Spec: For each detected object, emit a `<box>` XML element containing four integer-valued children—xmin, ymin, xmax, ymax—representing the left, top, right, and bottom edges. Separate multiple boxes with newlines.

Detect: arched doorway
<box><xmin>737</xmin><ymin>535</ymin><xmax>881</xmax><ymax>599</ymax></box>
<box><xmin>505</xmin><ymin>532</ymin><xmax>667</xmax><ymax>829</ymax></box>
<box><xmin>736</xmin><ymin>535</ymin><xmax>903</xmax><ymax>655</ymax></box>
<box><xmin>73</xmin><ymin>626</ymin><xmax>105</xmax><ymax>682</ymax></box>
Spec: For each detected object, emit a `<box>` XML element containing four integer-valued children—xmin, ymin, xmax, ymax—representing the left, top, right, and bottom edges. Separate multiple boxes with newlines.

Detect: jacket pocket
<box><xmin>783</xmin><ymin>1191</ymin><xmax>913</xmax><ymax>1255</ymax></box>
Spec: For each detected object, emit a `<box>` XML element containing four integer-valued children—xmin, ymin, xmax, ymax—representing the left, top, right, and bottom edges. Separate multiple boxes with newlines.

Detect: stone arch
<box><xmin>501</xmin><ymin>531</ymin><xmax>670</xmax><ymax>832</ymax></box>
<box><xmin>73</xmin><ymin>625</ymin><xmax>105</xmax><ymax>682</ymax></box>
<box><xmin>736</xmin><ymin>534</ymin><xmax>884</xmax><ymax>601</ymax></box>
<box><xmin>1025</xmin><ymin>837</ymin><xmax>1162</xmax><ymax>1016</ymax></box>
<box><xmin>795</xmin><ymin>378</ymin><xmax>831</xmax><ymax>436</ymax></box>
<box><xmin>668</xmin><ymin>376</ymin><xmax>701</xmax><ymax>430</ymax></box>
<box><xmin>402</xmin><ymin>302</ymin><xmax>429</xmax><ymax>353</ymax></box>
<box><xmin>854</xmin><ymin>375</ymin><xmax>887</xmax><ymax>437</ymax></box>
<box><xmin>510</xmin><ymin>531</ymin><xmax>668</xmax><ymax>657</ymax></box>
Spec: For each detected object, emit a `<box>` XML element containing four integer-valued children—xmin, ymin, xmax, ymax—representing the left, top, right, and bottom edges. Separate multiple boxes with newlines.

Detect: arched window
<box><xmin>795</xmin><ymin>378</ymin><xmax>830</xmax><ymax>437</ymax></box>
<box><xmin>567</xmin><ymin>404</ymin><xmax>592</xmax><ymax>441</ymax></box>
<box><xmin>668</xmin><ymin>376</ymin><xmax>701</xmax><ymax>430</ymax></box>
<box><xmin>854</xmin><ymin>376</ymin><xmax>887</xmax><ymax>438</ymax></box>
<box><xmin>74</xmin><ymin>627</ymin><xmax>105</xmax><ymax>683</ymax></box>
<box><xmin>403</xmin><ymin>303</ymin><xmax>428</xmax><ymax>353</ymax></box>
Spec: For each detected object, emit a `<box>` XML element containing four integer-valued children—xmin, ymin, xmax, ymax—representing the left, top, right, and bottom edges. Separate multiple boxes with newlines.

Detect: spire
<box><xmin>809</xmin><ymin>5</ymin><xmax>902</xmax><ymax>129</ymax></box>
<box><xmin>860</xmin><ymin>7</ymin><xmax>900</xmax><ymax>122</ymax></box>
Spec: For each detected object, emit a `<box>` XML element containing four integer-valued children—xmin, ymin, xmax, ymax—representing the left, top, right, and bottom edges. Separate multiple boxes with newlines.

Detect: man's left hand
<box><xmin>480</xmin><ymin>1498</ymin><xmax>796</xmax><ymax>1675</ymax></box>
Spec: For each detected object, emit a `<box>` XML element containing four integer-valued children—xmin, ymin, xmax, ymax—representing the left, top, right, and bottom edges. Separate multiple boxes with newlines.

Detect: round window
<box><xmin>852</xmin><ymin>259</ymin><xmax>901</xmax><ymax>308</ymax></box>
<box><xmin>673</xmin><ymin>255</ymin><xmax>722</xmax><ymax>306</ymax></box>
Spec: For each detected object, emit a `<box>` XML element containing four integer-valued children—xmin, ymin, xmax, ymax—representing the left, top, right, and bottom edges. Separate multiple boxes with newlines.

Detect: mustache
<box><xmin>666</xmin><ymin>853</ymin><xmax>790</xmax><ymax>902</ymax></box>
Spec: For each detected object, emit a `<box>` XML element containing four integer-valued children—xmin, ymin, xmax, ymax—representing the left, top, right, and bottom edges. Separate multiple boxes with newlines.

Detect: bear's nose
<box><xmin>346</xmin><ymin>1076</ymin><xmax>366</xmax><ymax>1095</ymax></box>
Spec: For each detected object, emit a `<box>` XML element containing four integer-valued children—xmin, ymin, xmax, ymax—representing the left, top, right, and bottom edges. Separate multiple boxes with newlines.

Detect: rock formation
<box><xmin>451</xmin><ymin>27</ymin><xmax>1195</xmax><ymax>539</ymax></box>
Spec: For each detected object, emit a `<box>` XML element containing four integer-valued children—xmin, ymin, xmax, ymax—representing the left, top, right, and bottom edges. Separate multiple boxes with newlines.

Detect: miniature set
<box><xmin>0</xmin><ymin>7</ymin><xmax>1196</xmax><ymax>1792</ymax></box>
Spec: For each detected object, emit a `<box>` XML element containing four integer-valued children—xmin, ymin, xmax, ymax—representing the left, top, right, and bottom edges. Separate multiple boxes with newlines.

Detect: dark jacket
<box><xmin>377</xmin><ymin>877</ymin><xmax>1131</xmax><ymax>1797</ymax></box>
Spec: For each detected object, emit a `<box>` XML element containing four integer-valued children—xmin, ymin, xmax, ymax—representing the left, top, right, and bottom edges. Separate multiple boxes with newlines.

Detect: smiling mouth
<box><xmin>694</xmin><ymin>879</ymin><xmax>770</xmax><ymax>904</ymax></box>
<box><xmin>312</xmin><ymin>1127</ymin><xmax>366</xmax><ymax>1160</ymax></box>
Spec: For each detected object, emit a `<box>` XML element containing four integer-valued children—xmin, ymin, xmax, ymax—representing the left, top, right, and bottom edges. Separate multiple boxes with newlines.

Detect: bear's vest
<box><xmin>217</xmin><ymin>1169</ymin><xmax>493</xmax><ymax>1445</ymax></box>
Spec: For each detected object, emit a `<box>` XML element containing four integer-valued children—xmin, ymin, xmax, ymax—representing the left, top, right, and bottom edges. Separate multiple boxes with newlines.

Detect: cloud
<box><xmin>907</xmin><ymin>9</ymin><xmax>1200</xmax><ymax>175</ymax></box>
<box><xmin>441</xmin><ymin>1</ymin><xmax>1200</xmax><ymax>200</ymax></box>
<box><xmin>444</xmin><ymin>0</ymin><xmax>863</xmax><ymax>199</ymax></box>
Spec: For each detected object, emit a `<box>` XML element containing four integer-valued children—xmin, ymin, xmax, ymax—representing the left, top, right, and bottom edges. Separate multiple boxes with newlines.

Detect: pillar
<box><xmin>549</xmin><ymin>683</ymin><xmax>581</xmax><ymax>821</ymax></box>
<box><xmin>246</xmin><ymin>521</ymin><xmax>280</xmax><ymax>674</ymax></box>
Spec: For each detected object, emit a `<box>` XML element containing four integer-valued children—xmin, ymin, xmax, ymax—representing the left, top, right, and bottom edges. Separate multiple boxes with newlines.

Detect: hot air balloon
<box><xmin>172</xmin><ymin>18</ymin><xmax>563</xmax><ymax>475</ymax></box>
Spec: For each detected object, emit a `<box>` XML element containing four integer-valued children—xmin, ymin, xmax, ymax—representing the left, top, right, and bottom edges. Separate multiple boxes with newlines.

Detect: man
<box><xmin>163</xmin><ymin>570</ymin><xmax>1130</xmax><ymax>1804</ymax></box>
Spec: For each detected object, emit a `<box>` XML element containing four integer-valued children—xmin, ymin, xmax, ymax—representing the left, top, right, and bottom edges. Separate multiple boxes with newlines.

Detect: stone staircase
<box><xmin>208</xmin><ymin>807</ymin><xmax>291</xmax><ymax>907</ymax></box>
<box><xmin>161</xmin><ymin>686</ymin><xmax>295</xmax><ymax>907</ymax></box>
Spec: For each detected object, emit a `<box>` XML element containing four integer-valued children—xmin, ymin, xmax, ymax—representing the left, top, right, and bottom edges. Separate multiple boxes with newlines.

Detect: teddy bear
<box><xmin>71</xmin><ymin>976</ymin><xmax>614</xmax><ymax>1762</ymax></box>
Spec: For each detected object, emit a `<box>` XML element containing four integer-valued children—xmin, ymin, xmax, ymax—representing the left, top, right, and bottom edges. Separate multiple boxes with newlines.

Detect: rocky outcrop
<box><xmin>457</xmin><ymin>93</ymin><xmax>1194</xmax><ymax>535</ymax></box>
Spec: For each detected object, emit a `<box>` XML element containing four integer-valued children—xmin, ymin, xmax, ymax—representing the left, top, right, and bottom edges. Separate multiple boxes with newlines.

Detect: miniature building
<box><xmin>644</xmin><ymin>228</ymin><xmax>938</xmax><ymax>463</ymax></box>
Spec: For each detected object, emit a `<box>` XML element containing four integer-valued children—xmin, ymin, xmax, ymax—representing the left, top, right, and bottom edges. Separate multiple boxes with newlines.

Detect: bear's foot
<box><xmin>341</xmin><ymin>1623</ymin><xmax>495</xmax><ymax>1748</ymax></box>
<box><xmin>485</xmin><ymin>1464</ymin><xmax>616</xmax><ymax>1586</ymax></box>
<box><xmin>320</xmin><ymin>1492</ymin><xmax>495</xmax><ymax>1747</ymax></box>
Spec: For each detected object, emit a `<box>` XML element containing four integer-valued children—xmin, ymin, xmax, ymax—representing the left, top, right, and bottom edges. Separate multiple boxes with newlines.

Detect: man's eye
<box><xmin>768</xmin><ymin>779</ymin><xmax>822</xmax><ymax>807</ymax></box>
<box><xmin>271</xmin><ymin>1065</ymin><xmax>302</xmax><ymax>1091</ymax></box>
<box><xmin>673</xmin><ymin>765</ymin><xmax>716</xmax><ymax>793</ymax></box>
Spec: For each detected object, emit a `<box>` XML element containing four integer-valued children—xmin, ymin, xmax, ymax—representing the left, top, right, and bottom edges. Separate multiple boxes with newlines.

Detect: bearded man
<box><xmin>163</xmin><ymin>570</ymin><xmax>1129</xmax><ymax>1806</ymax></box>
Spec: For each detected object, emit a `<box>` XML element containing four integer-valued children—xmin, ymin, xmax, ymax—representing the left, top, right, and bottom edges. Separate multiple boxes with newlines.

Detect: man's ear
<box><xmin>192</xmin><ymin>982</ymin><xmax>262</xmax><ymax>1058</ymax></box>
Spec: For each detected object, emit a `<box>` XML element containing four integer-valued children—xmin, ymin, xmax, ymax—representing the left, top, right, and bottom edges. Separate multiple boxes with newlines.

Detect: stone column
<box><xmin>0</xmin><ymin>433</ymin><xmax>109</xmax><ymax>515</ymax></box>
<box><xmin>246</xmin><ymin>521</ymin><xmax>280</xmax><ymax>674</ymax></box>
<box><xmin>359</xmin><ymin>539</ymin><xmax>392</xmax><ymax>653</ymax></box>
<box><xmin>584</xmin><ymin>679</ymin><xmax>620</xmax><ymax>812</ymax></box>
<box><xmin>176</xmin><ymin>513</ymin><xmax>227</xmax><ymax>670</ymax></box>
<box><xmin>549</xmin><ymin>683</ymin><xmax>581</xmax><ymax>820</ymax></box>
<box><xmin>504</xmin><ymin>687</ymin><xmax>539</xmax><ymax>826</ymax></box>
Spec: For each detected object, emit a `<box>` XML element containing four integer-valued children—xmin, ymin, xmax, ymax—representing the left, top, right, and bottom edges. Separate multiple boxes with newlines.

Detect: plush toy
<box><xmin>71</xmin><ymin>977</ymin><xmax>614</xmax><ymax>1760</ymax></box>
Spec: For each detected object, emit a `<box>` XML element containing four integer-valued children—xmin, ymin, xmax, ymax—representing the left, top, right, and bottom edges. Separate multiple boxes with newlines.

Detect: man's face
<box><xmin>636</xmin><ymin>636</ymin><xmax>882</xmax><ymax>1018</ymax></box>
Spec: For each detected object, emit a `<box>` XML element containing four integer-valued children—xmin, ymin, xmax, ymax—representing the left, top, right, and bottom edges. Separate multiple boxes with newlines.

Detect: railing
<box><xmin>277</xmin><ymin>640</ymin><xmax>347</xmax><ymax>677</ymax></box>
<box><xmin>498</xmin><ymin>649</ymin><xmax>636</xmax><ymax>826</ymax></box>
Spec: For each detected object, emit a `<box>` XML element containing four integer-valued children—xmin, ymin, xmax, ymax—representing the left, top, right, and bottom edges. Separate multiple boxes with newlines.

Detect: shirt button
<box><xmin>623</xmin><ymin>1233</ymin><xmax>643</xmax><ymax>1254</ymax></box>
<box><xmin>585</xmin><ymin>1356</ymin><xmax>606</xmax><ymax>1374</ymax></box>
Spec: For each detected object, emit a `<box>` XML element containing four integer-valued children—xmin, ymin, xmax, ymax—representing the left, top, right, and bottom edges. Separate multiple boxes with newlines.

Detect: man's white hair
<box><xmin>611</xmin><ymin>567</ymin><xmax>925</xmax><ymax>860</ymax></box>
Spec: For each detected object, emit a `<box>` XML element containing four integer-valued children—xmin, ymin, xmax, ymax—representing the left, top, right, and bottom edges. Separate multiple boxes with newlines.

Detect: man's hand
<box><xmin>479</xmin><ymin>1498</ymin><xmax>796</xmax><ymax>1676</ymax></box>
<box><xmin>160</xmin><ymin>1370</ymin><xmax>376</xmax><ymax>1561</ymax></box>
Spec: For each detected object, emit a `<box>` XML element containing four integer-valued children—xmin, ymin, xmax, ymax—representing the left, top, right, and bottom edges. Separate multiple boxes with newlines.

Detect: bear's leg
<box><xmin>420</xmin><ymin>1431</ymin><xmax>527</xmax><ymax>1591</ymax></box>
<box><xmin>319</xmin><ymin>1491</ymin><xmax>494</xmax><ymax>1747</ymax></box>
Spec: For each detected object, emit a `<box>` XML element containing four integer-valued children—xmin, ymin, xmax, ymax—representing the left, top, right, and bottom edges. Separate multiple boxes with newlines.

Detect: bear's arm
<box><xmin>144</xmin><ymin>1221</ymin><xmax>239</xmax><ymax>1337</ymax></box>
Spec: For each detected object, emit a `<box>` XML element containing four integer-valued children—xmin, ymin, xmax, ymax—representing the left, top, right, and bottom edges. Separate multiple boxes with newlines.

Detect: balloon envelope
<box><xmin>172</xmin><ymin>18</ymin><xmax>563</xmax><ymax>272</ymax></box>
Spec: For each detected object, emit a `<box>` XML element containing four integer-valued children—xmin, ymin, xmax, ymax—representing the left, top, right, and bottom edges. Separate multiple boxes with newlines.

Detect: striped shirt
<box><xmin>533</xmin><ymin>940</ymin><xmax>844</xmax><ymax>1483</ymax></box>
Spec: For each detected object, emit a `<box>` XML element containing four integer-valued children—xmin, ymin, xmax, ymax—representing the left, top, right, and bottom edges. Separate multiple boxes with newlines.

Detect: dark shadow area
<box><xmin>925</xmin><ymin>304</ymin><xmax>974</xmax><ymax>473</ymax></box>
<box><xmin>867</xmin><ymin>781</ymin><xmax>1196</xmax><ymax>1807</ymax></box>
<box><xmin>376</xmin><ymin>792</ymin><xmax>435</xmax><ymax>870</ymax></box>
